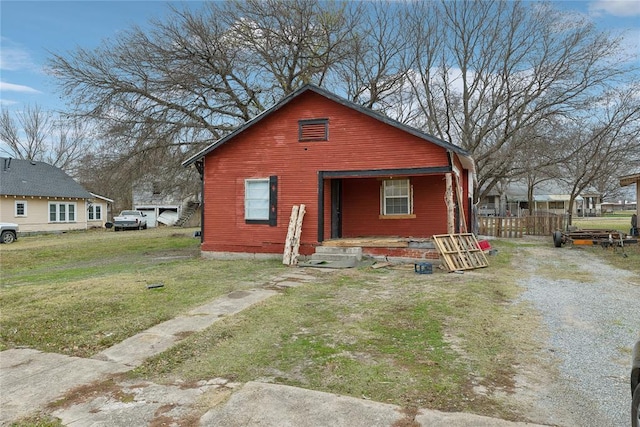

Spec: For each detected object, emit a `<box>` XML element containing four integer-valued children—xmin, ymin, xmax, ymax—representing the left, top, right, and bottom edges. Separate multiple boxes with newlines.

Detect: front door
<box><xmin>331</xmin><ymin>179</ymin><xmax>342</xmax><ymax>239</ymax></box>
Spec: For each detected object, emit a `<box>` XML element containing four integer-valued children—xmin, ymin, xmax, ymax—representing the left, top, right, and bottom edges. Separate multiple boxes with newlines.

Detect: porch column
<box><xmin>445</xmin><ymin>173</ymin><xmax>455</xmax><ymax>234</ymax></box>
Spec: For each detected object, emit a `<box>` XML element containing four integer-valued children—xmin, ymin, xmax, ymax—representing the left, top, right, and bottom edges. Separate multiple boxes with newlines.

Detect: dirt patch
<box><xmin>49</xmin><ymin>376</ymin><xmax>242</xmax><ymax>426</ymax></box>
<box><xmin>392</xmin><ymin>406</ymin><xmax>420</xmax><ymax>427</ymax></box>
<box><xmin>47</xmin><ymin>375</ymin><xmax>129</xmax><ymax>410</ymax></box>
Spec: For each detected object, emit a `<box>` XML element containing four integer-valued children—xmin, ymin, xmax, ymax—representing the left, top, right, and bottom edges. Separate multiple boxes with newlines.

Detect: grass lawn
<box><xmin>0</xmin><ymin>228</ymin><xmax>286</xmax><ymax>357</ymax></box>
<box><xmin>4</xmin><ymin>229</ymin><xmax>636</xmax><ymax>423</ymax></box>
<box><xmin>573</xmin><ymin>213</ymin><xmax>635</xmax><ymax>232</ymax></box>
<box><xmin>571</xmin><ymin>212</ymin><xmax>639</xmax><ymax>274</ymax></box>
<box><xmin>580</xmin><ymin>238</ymin><xmax>640</xmax><ymax>275</ymax></box>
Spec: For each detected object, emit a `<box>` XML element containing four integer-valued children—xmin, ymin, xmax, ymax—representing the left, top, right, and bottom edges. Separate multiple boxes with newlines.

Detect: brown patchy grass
<box><xmin>131</xmin><ymin>240</ymin><xmax>538</xmax><ymax>421</ymax></box>
<box><xmin>0</xmin><ymin>228</ymin><xmax>286</xmax><ymax>357</ymax></box>
<box><xmin>47</xmin><ymin>376</ymin><xmax>131</xmax><ymax>410</ymax></box>
<box><xmin>9</xmin><ymin>231</ymin><xmax>636</xmax><ymax>423</ymax></box>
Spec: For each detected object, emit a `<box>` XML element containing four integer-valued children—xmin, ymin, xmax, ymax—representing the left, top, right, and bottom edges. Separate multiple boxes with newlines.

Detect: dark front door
<box><xmin>331</xmin><ymin>179</ymin><xmax>342</xmax><ymax>239</ymax></box>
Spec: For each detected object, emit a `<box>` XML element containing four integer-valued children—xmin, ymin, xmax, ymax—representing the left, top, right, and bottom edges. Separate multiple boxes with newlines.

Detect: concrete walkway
<box><xmin>93</xmin><ymin>288</ymin><xmax>278</xmax><ymax>367</ymax></box>
<box><xmin>0</xmin><ymin>348</ymin><xmax>129</xmax><ymax>423</ymax></box>
<box><xmin>0</xmin><ymin>270</ymin><xmax>547</xmax><ymax>426</ymax></box>
<box><xmin>0</xmin><ymin>272</ymin><xmax>310</xmax><ymax>425</ymax></box>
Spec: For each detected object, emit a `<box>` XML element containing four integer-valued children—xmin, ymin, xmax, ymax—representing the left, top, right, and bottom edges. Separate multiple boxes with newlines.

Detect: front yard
<box><xmin>2</xmin><ymin>228</ymin><xmax>637</xmax><ymax>423</ymax></box>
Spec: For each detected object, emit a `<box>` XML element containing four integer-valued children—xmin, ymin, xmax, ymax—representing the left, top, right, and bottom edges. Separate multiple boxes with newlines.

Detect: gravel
<box><xmin>516</xmin><ymin>244</ymin><xmax>640</xmax><ymax>427</ymax></box>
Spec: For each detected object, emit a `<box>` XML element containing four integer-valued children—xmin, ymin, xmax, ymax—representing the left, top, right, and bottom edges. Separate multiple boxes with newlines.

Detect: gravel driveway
<box><xmin>515</xmin><ymin>242</ymin><xmax>639</xmax><ymax>427</ymax></box>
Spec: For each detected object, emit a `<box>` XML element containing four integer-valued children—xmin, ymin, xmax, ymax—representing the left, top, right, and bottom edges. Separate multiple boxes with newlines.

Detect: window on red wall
<box><xmin>381</xmin><ymin>179</ymin><xmax>413</xmax><ymax>216</ymax></box>
<box><xmin>245</xmin><ymin>176</ymin><xmax>278</xmax><ymax>226</ymax></box>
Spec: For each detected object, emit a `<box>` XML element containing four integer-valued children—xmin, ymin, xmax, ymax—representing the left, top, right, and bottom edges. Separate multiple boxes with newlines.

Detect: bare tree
<box><xmin>46</xmin><ymin>0</ymin><xmax>637</xmax><ymax>206</ymax></box>
<box><xmin>74</xmin><ymin>141</ymin><xmax>201</xmax><ymax>214</ymax></box>
<box><xmin>0</xmin><ymin>104</ymin><xmax>90</xmax><ymax>172</ymax></box>
<box><xmin>0</xmin><ymin>104</ymin><xmax>51</xmax><ymax>161</ymax></box>
<box><xmin>220</xmin><ymin>0</ymin><xmax>357</xmax><ymax>96</ymax></box>
<box><xmin>557</xmin><ymin>85</ymin><xmax>640</xmax><ymax>224</ymax></box>
<box><xmin>402</xmin><ymin>0</ymin><xmax>634</xmax><ymax>198</ymax></box>
<box><xmin>48</xmin><ymin>0</ymin><xmax>358</xmax><ymax>164</ymax></box>
<box><xmin>332</xmin><ymin>1</ymin><xmax>410</xmax><ymax>112</ymax></box>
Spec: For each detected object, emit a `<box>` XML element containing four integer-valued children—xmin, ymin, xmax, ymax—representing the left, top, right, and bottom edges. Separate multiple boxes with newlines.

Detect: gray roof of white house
<box><xmin>0</xmin><ymin>157</ymin><xmax>93</xmax><ymax>199</ymax></box>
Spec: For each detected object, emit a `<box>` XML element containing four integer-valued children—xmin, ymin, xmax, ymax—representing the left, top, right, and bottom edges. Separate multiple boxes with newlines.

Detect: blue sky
<box><xmin>1</xmin><ymin>1</ymin><xmax>180</xmax><ymax>111</ymax></box>
<box><xmin>1</xmin><ymin>0</ymin><xmax>639</xmax><ymax>113</ymax></box>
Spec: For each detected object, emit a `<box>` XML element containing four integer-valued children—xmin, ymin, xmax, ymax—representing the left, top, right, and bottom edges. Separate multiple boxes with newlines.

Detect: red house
<box><xmin>183</xmin><ymin>85</ymin><xmax>475</xmax><ymax>259</ymax></box>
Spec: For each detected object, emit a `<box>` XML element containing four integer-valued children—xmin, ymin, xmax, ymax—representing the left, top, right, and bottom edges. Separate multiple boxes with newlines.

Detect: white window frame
<box><xmin>381</xmin><ymin>179</ymin><xmax>413</xmax><ymax>216</ymax></box>
<box><xmin>88</xmin><ymin>204</ymin><xmax>102</xmax><ymax>221</ymax></box>
<box><xmin>245</xmin><ymin>179</ymin><xmax>270</xmax><ymax>221</ymax></box>
<box><xmin>15</xmin><ymin>200</ymin><xmax>27</xmax><ymax>217</ymax></box>
<box><xmin>49</xmin><ymin>202</ymin><xmax>77</xmax><ymax>223</ymax></box>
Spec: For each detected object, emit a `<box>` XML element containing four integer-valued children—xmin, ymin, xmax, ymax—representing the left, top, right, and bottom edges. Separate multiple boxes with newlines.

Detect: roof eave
<box><xmin>90</xmin><ymin>192</ymin><xmax>115</xmax><ymax>203</ymax></box>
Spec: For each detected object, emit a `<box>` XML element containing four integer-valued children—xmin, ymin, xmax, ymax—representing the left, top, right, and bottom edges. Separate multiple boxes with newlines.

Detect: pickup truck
<box><xmin>113</xmin><ymin>210</ymin><xmax>148</xmax><ymax>231</ymax></box>
<box><xmin>0</xmin><ymin>222</ymin><xmax>19</xmax><ymax>243</ymax></box>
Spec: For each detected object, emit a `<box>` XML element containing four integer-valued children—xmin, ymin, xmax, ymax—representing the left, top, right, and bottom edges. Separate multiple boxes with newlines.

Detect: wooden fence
<box><xmin>477</xmin><ymin>215</ymin><xmax>566</xmax><ymax>238</ymax></box>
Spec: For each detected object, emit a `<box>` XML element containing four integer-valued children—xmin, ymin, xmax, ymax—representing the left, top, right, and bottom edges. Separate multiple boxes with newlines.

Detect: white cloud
<box><xmin>588</xmin><ymin>0</ymin><xmax>640</xmax><ymax>17</ymax></box>
<box><xmin>0</xmin><ymin>99</ymin><xmax>19</xmax><ymax>107</ymax></box>
<box><xmin>0</xmin><ymin>81</ymin><xmax>41</xmax><ymax>94</ymax></box>
<box><xmin>0</xmin><ymin>37</ymin><xmax>38</xmax><ymax>71</ymax></box>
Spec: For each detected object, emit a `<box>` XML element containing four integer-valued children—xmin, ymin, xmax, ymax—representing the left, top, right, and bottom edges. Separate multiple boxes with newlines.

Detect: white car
<box><xmin>112</xmin><ymin>210</ymin><xmax>148</xmax><ymax>231</ymax></box>
<box><xmin>0</xmin><ymin>222</ymin><xmax>19</xmax><ymax>243</ymax></box>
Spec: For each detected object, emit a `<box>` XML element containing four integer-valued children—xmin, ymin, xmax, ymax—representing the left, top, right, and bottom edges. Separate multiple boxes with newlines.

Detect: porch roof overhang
<box><xmin>90</xmin><ymin>193</ymin><xmax>114</xmax><ymax>203</ymax></box>
<box><xmin>620</xmin><ymin>173</ymin><xmax>640</xmax><ymax>187</ymax></box>
<box><xmin>319</xmin><ymin>166</ymin><xmax>452</xmax><ymax>179</ymax></box>
<box><xmin>534</xmin><ymin>195</ymin><xmax>582</xmax><ymax>202</ymax></box>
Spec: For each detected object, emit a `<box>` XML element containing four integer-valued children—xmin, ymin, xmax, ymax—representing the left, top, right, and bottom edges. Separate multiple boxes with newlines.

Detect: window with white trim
<box><xmin>49</xmin><ymin>202</ymin><xmax>76</xmax><ymax>223</ymax></box>
<box><xmin>15</xmin><ymin>201</ymin><xmax>27</xmax><ymax>217</ymax></box>
<box><xmin>88</xmin><ymin>204</ymin><xmax>102</xmax><ymax>220</ymax></box>
<box><xmin>245</xmin><ymin>176</ymin><xmax>278</xmax><ymax>225</ymax></box>
<box><xmin>245</xmin><ymin>179</ymin><xmax>270</xmax><ymax>220</ymax></box>
<box><xmin>382</xmin><ymin>179</ymin><xmax>412</xmax><ymax>215</ymax></box>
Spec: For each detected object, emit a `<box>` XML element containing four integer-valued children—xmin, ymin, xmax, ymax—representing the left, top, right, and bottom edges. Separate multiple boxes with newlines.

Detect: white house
<box><xmin>0</xmin><ymin>157</ymin><xmax>112</xmax><ymax>232</ymax></box>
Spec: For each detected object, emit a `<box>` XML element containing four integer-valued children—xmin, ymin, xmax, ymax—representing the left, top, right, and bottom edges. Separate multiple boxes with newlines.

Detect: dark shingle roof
<box><xmin>0</xmin><ymin>158</ymin><xmax>93</xmax><ymax>199</ymax></box>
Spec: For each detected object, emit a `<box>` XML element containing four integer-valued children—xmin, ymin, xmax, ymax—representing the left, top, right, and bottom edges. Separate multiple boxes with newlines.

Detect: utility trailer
<box><xmin>553</xmin><ymin>229</ymin><xmax>638</xmax><ymax>248</ymax></box>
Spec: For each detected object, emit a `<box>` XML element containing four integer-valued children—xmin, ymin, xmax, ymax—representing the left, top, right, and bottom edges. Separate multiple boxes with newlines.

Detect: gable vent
<box><xmin>299</xmin><ymin>119</ymin><xmax>328</xmax><ymax>142</ymax></box>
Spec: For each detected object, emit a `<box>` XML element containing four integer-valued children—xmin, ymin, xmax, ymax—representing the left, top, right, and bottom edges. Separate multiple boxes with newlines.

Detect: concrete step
<box><xmin>314</xmin><ymin>246</ymin><xmax>362</xmax><ymax>260</ymax></box>
<box><xmin>299</xmin><ymin>258</ymin><xmax>358</xmax><ymax>268</ymax></box>
<box><xmin>310</xmin><ymin>253</ymin><xmax>360</xmax><ymax>262</ymax></box>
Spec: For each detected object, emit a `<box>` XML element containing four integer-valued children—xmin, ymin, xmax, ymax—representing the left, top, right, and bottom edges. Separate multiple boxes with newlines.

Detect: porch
<box><xmin>321</xmin><ymin>237</ymin><xmax>440</xmax><ymax>261</ymax></box>
<box><xmin>317</xmin><ymin>169</ymin><xmax>471</xmax><ymax>245</ymax></box>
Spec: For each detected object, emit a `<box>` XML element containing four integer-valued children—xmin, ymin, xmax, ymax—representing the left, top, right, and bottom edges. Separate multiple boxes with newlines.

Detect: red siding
<box><xmin>201</xmin><ymin>90</ymin><xmax>468</xmax><ymax>254</ymax></box>
<box><xmin>340</xmin><ymin>176</ymin><xmax>448</xmax><ymax>238</ymax></box>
